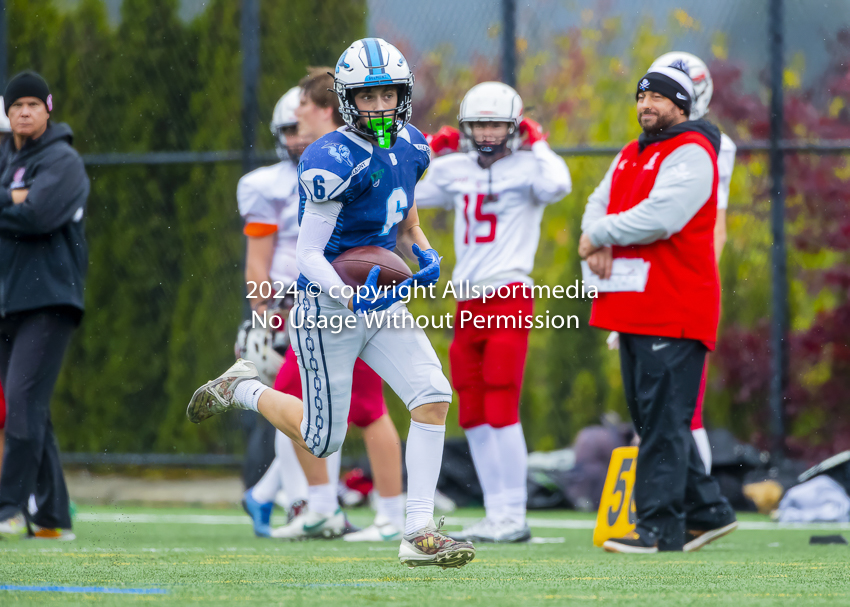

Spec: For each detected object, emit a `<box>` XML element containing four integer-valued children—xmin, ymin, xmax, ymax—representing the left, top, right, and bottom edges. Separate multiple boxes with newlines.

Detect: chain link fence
<box><xmin>2</xmin><ymin>0</ymin><xmax>847</xmax><ymax>464</ymax></box>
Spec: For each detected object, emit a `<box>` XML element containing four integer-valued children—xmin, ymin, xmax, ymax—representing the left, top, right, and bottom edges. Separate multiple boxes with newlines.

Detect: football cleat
<box><xmin>242</xmin><ymin>488</ymin><xmax>273</xmax><ymax>538</ymax></box>
<box><xmin>0</xmin><ymin>513</ymin><xmax>30</xmax><ymax>540</ymax></box>
<box><xmin>449</xmin><ymin>517</ymin><xmax>498</xmax><ymax>543</ymax></box>
<box><xmin>287</xmin><ymin>498</ymin><xmax>308</xmax><ymax>523</ymax></box>
<box><xmin>343</xmin><ymin>515</ymin><xmax>402</xmax><ymax>542</ymax></box>
<box><xmin>270</xmin><ymin>508</ymin><xmax>346</xmax><ymax>540</ymax></box>
<box><xmin>602</xmin><ymin>529</ymin><xmax>660</xmax><ymax>554</ymax></box>
<box><xmin>186</xmin><ymin>358</ymin><xmax>260</xmax><ymax>423</ymax></box>
<box><xmin>399</xmin><ymin>516</ymin><xmax>476</xmax><ymax>569</ymax></box>
<box><xmin>30</xmin><ymin>524</ymin><xmax>76</xmax><ymax>541</ymax></box>
<box><xmin>494</xmin><ymin>519</ymin><xmax>532</xmax><ymax>543</ymax></box>
<box><xmin>684</xmin><ymin>521</ymin><xmax>738</xmax><ymax>552</ymax></box>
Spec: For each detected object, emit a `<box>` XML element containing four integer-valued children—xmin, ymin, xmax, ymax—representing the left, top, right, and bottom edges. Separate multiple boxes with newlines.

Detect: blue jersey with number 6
<box><xmin>296</xmin><ymin>125</ymin><xmax>431</xmax><ymax>289</ymax></box>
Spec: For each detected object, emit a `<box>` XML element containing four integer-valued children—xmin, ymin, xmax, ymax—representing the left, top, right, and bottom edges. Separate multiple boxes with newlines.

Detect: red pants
<box><xmin>691</xmin><ymin>356</ymin><xmax>708</xmax><ymax>431</ymax></box>
<box><xmin>273</xmin><ymin>346</ymin><xmax>387</xmax><ymax>428</ymax></box>
<box><xmin>450</xmin><ymin>285</ymin><xmax>533</xmax><ymax>429</ymax></box>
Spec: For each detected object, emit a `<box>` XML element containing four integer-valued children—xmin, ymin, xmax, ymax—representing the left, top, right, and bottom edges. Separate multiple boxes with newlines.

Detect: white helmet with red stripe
<box><xmin>458</xmin><ymin>82</ymin><xmax>524</xmax><ymax>153</ymax></box>
<box><xmin>651</xmin><ymin>52</ymin><xmax>713</xmax><ymax>120</ymax></box>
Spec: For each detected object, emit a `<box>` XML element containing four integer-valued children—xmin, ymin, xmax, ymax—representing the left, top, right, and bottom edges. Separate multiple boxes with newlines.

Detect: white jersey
<box><xmin>415</xmin><ymin>141</ymin><xmax>571</xmax><ymax>295</ymax></box>
<box><xmin>237</xmin><ymin>161</ymin><xmax>301</xmax><ymax>287</ymax></box>
<box><xmin>717</xmin><ymin>132</ymin><xmax>736</xmax><ymax>210</ymax></box>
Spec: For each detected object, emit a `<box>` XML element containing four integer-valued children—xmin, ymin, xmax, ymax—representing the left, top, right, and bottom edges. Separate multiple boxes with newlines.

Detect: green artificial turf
<box><xmin>1</xmin><ymin>506</ymin><xmax>848</xmax><ymax>606</ymax></box>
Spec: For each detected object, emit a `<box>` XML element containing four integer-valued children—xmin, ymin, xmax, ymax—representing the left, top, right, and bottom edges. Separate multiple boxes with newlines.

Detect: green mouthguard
<box><xmin>366</xmin><ymin>116</ymin><xmax>394</xmax><ymax>149</ymax></box>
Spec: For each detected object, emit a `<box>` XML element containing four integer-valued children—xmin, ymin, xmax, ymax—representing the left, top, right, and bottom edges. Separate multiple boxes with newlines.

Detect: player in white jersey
<box><xmin>187</xmin><ymin>38</ymin><xmax>475</xmax><ymax>569</ymax></box>
<box><xmin>415</xmin><ymin>82</ymin><xmax>571</xmax><ymax>542</ymax></box>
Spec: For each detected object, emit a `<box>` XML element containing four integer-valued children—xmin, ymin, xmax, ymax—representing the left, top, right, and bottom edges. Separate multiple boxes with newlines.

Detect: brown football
<box><xmin>331</xmin><ymin>246</ymin><xmax>413</xmax><ymax>287</ymax></box>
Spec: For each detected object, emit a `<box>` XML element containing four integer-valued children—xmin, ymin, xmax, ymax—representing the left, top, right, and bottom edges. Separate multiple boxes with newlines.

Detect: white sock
<box><xmin>234</xmin><ymin>379</ymin><xmax>268</xmax><ymax>412</ymax></box>
<box><xmin>326</xmin><ymin>449</ymin><xmax>342</xmax><ymax>487</ymax></box>
<box><xmin>494</xmin><ymin>423</ymin><xmax>528</xmax><ymax>524</ymax></box>
<box><xmin>308</xmin><ymin>483</ymin><xmax>337</xmax><ymax>516</ymax></box>
<box><xmin>250</xmin><ymin>457</ymin><xmax>282</xmax><ymax>504</ymax></box>
<box><xmin>274</xmin><ymin>430</ymin><xmax>309</xmax><ymax>505</ymax></box>
<box><xmin>465</xmin><ymin>424</ymin><xmax>506</xmax><ymax>521</ymax></box>
<box><xmin>404</xmin><ymin>420</ymin><xmax>445</xmax><ymax>535</ymax></box>
<box><xmin>377</xmin><ymin>494</ymin><xmax>405</xmax><ymax>531</ymax></box>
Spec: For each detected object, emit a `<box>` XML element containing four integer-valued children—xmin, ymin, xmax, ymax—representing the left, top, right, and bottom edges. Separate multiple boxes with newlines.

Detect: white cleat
<box><xmin>186</xmin><ymin>358</ymin><xmax>260</xmax><ymax>424</ymax></box>
<box><xmin>270</xmin><ymin>508</ymin><xmax>347</xmax><ymax>540</ymax></box>
<box><xmin>343</xmin><ymin>515</ymin><xmax>402</xmax><ymax>542</ymax></box>
<box><xmin>449</xmin><ymin>517</ymin><xmax>498</xmax><ymax>543</ymax></box>
<box><xmin>399</xmin><ymin>516</ymin><xmax>475</xmax><ymax>569</ymax></box>
<box><xmin>493</xmin><ymin>519</ymin><xmax>532</xmax><ymax>543</ymax></box>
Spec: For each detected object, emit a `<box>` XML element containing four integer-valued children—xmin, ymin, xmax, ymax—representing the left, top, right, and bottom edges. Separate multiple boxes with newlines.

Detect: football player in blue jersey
<box><xmin>187</xmin><ymin>38</ymin><xmax>474</xmax><ymax>569</ymax></box>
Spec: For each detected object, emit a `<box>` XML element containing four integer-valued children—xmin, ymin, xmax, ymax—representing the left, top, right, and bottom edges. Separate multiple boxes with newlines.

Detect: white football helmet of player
<box><xmin>271</xmin><ymin>86</ymin><xmax>303</xmax><ymax>162</ymax></box>
<box><xmin>651</xmin><ymin>52</ymin><xmax>713</xmax><ymax>120</ymax></box>
<box><xmin>0</xmin><ymin>98</ymin><xmax>11</xmax><ymax>134</ymax></box>
<box><xmin>458</xmin><ymin>82</ymin><xmax>523</xmax><ymax>154</ymax></box>
<box><xmin>235</xmin><ymin>321</ymin><xmax>285</xmax><ymax>385</ymax></box>
<box><xmin>333</xmin><ymin>37</ymin><xmax>414</xmax><ymax>148</ymax></box>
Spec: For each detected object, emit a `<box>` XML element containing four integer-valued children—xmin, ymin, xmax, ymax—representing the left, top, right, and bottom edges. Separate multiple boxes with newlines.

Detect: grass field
<box><xmin>1</xmin><ymin>506</ymin><xmax>849</xmax><ymax>606</ymax></box>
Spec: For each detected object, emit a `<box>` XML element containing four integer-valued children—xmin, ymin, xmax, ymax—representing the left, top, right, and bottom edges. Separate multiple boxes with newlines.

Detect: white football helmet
<box><xmin>650</xmin><ymin>52</ymin><xmax>713</xmax><ymax>120</ymax></box>
<box><xmin>235</xmin><ymin>321</ymin><xmax>286</xmax><ymax>385</ymax></box>
<box><xmin>458</xmin><ymin>82</ymin><xmax>523</xmax><ymax>154</ymax></box>
<box><xmin>271</xmin><ymin>86</ymin><xmax>302</xmax><ymax>161</ymax></box>
<box><xmin>0</xmin><ymin>98</ymin><xmax>10</xmax><ymax>133</ymax></box>
<box><xmin>333</xmin><ymin>38</ymin><xmax>414</xmax><ymax>148</ymax></box>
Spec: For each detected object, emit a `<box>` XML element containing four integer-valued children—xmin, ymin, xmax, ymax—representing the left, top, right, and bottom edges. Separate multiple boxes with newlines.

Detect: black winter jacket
<box><xmin>0</xmin><ymin>122</ymin><xmax>90</xmax><ymax>318</ymax></box>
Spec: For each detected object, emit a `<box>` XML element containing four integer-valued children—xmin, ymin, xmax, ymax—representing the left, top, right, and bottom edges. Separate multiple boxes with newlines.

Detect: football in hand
<box><xmin>331</xmin><ymin>246</ymin><xmax>412</xmax><ymax>287</ymax></box>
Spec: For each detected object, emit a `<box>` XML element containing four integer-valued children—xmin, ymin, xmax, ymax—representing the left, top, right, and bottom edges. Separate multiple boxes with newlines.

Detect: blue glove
<box><xmin>351</xmin><ymin>266</ymin><xmax>413</xmax><ymax>315</ymax></box>
<box><xmin>411</xmin><ymin>244</ymin><xmax>441</xmax><ymax>287</ymax></box>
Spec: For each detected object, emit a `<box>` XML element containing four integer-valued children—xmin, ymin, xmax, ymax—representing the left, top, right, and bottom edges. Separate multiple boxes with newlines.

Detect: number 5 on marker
<box><xmin>593</xmin><ymin>446</ymin><xmax>638</xmax><ymax>547</ymax></box>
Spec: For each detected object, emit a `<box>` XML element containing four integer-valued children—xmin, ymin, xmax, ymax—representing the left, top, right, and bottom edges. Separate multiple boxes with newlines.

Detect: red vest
<box><xmin>589</xmin><ymin>132</ymin><xmax>720</xmax><ymax>349</ymax></box>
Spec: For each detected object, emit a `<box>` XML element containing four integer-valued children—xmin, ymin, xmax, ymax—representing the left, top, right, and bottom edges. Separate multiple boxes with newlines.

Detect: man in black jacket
<box><xmin>0</xmin><ymin>71</ymin><xmax>89</xmax><ymax>540</ymax></box>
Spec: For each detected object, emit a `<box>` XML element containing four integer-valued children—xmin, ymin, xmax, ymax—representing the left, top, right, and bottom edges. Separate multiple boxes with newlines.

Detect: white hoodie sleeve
<box><xmin>586</xmin><ymin>144</ymin><xmax>714</xmax><ymax>247</ymax></box>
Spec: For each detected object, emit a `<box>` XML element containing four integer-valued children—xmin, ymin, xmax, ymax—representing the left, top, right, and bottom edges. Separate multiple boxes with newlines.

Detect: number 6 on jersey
<box><xmin>380</xmin><ymin>187</ymin><xmax>408</xmax><ymax>235</ymax></box>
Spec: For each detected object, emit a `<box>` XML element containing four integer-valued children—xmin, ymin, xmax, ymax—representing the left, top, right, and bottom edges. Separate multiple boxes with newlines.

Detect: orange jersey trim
<box><xmin>243</xmin><ymin>222</ymin><xmax>278</xmax><ymax>237</ymax></box>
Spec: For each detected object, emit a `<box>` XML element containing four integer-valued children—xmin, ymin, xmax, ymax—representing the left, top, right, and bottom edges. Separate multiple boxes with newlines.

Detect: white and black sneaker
<box><xmin>603</xmin><ymin>529</ymin><xmax>660</xmax><ymax>554</ymax></box>
<box><xmin>684</xmin><ymin>521</ymin><xmax>738</xmax><ymax>552</ymax></box>
<box><xmin>186</xmin><ymin>358</ymin><xmax>260</xmax><ymax>423</ymax></box>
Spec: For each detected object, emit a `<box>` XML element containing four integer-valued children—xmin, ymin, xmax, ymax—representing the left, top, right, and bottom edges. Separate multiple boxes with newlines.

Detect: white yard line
<box><xmin>74</xmin><ymin>512</ymin><xmax>850</xmax><ymax>531</ymax></box>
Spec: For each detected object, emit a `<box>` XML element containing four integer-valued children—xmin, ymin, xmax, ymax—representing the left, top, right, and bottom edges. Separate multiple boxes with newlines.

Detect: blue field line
<box><xmin>0</xmin><ymin>584</ymin><xmax>168</xmax><ymax>595</ymax></box>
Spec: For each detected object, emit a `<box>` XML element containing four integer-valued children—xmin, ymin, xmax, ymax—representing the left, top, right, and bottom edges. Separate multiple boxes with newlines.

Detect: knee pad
<box><xmin>449</xmin><ymin>339</ymin><xmax>483</xmax><ymax>392</ymax></box>
<box><xmin>458</xmin><ymin>388</ymin><xmax>486</xmax><ymax>429</ymax></box>
<box><xmin>483</xmin><ymin>388</ymin><xmax>520</xmax><ymax>428</ymax></box>
<box><xmin>482</xmin><ymin>337</ymin><xmax>527</xmax><ymax>391</ymax></box>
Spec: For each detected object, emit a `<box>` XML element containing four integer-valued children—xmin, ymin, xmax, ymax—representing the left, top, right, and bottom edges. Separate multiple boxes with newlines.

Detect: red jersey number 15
<box><xmin>462</xmin><ymin>193</ymin><xmax>498</xmax><ymax>244</ymax></box>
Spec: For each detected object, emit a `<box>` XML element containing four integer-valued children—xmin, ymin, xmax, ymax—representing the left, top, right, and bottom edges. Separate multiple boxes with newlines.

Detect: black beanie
<box><xmin>4</xmin><ymin>71</ymin><xmax>52</xmax><ymax>116</ymax></box>
<box><xmin>636</xmin><ymin>66</ymin><xmax>693</xmax><ymax>116</ymax></box>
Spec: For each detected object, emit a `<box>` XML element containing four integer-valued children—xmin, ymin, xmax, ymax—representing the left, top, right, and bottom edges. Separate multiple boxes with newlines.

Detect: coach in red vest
<box><xmin>578</xmin><ymin>65</ymin><xmax>737</xmax><ymax>554</ymax></box>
